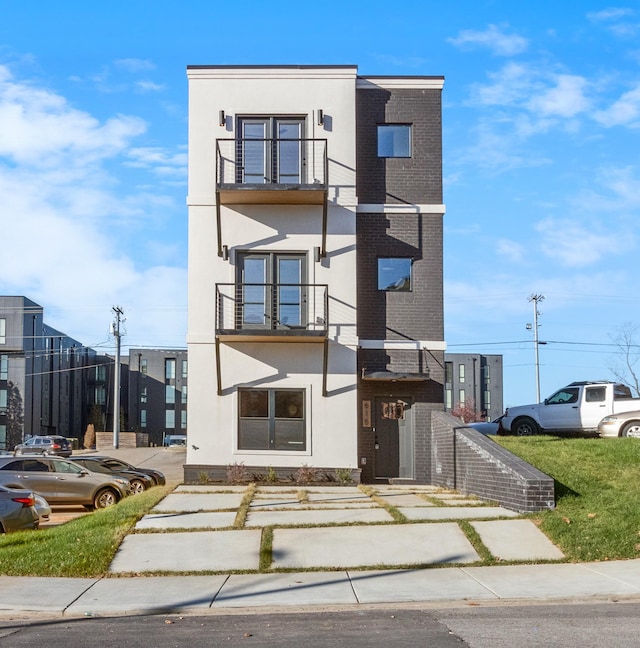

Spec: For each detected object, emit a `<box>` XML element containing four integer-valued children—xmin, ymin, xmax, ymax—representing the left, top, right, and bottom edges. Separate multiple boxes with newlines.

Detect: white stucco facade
<box><xmin>186</xmin><ymin>66</ymin><xmax>359</xmax><ymax>474</ymax></box>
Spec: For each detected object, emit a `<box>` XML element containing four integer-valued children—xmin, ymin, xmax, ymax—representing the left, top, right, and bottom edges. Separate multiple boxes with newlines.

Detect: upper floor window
<box><xmin>239</xmin><ymin>117</ymin><xmax>305</xmax><ymax>184</ymax></box>
<box><xmin>0</xmin><ymin>318</ymin><xmax>5</xmax><ymax>344</ymax></box>
<box><xmin>377</xmin><ymin>125</ymin><xmax>411</xmax><ymax>158</ymax></box>
<box><xmin>140</xmin><ymin>358</ymin><xmax>148</xmax><ymax>375</ymax></box>
<box><xmin>0</xmin><ymin>354</ymin><xmax>7</xmax><ymax>380</ymax></box>
<box><xmin>378</xmin><ymin>258</ymin><xmax>412</xmax><ymax>291</ymax></box>
<box><xmin>165</xmin><ymin>359</ymin><xmax>176</xmax><ymax>380</ymax></box>
<box><xmin>458</xmin><ymin>364</ymin><xmax>465</xmax><ymax>381</ymax></box>
<box><xmin>238</xmin><ymin>252</ymin><xmax>307</xmax><ymax>329</ymax></box>
<box><xmin>181</xmin><ymin>359</ymin><xmax>188</xmax><ymax>379</ymax></box>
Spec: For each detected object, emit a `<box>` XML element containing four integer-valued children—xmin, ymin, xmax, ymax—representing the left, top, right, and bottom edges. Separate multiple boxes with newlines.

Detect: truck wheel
<box><xmin>94</xmin><ymin>488</ymin><xmax>119</xmax><ymax>509</ymax></box>
<box><xmin>621</xmin><ymin>421</ymin><xmax>640</xmax><ymax>438</ymax></box>
<box><xmin>513</xmin><ymin>417</ymin><xmax>540</xmax><ymax>436</ymax></box>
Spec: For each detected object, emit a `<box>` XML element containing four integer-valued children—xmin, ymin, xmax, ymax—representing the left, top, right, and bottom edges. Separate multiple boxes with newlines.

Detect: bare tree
<box><xmin>609</xmin><ymin>322</ymin><xmax>640</xmax><ymax>397</ymax></box>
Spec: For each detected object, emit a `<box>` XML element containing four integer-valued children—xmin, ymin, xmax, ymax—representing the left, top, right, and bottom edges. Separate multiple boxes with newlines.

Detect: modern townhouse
<box><xmin>185</xmin><ymin>65</ymin><xmax>445</xmax><ymax>484</ymax></box>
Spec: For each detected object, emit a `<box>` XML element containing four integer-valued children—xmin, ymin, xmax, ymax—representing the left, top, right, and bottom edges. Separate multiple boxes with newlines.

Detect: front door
<box><xmin>374</xmin><ymin>397</ymin><xmax>413</xmax><ymax>480</ymax></box>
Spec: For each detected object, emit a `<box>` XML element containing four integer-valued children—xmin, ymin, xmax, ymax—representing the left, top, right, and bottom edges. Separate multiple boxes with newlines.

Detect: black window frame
<box><xmin>238</xmin><ymin>387</ymin><xmax>306</xmax><ymax>451</ymax></box>
<box><xmin>377</xmin><ymin>124</ymin><xmax>412</xmax><ymax>158</ymax></box>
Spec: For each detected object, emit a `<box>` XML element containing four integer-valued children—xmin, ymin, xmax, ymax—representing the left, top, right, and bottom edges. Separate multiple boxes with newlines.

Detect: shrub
<box><xmin>227</xmin><ymin>461</ymin><xmax>248</xmax><ymax>483</ymax></box>
<box><xmin>294</xmin><ymin>464</ymin><xmax>319</xmax><ymax>484</ymax></box>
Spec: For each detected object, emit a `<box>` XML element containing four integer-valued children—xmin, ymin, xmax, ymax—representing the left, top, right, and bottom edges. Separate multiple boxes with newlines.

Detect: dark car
<box><xmin>0</xmin><ymin>456</ymin><xmax>130</xmax><ymax>509</ymax></box>
<box><xmin>75</xmin><ymin>455</ymin><xmax>166</xmax><ymax>486</ymax></box>
<box><xmin>0</xmin><ymin>484</ymin><xmax>40</xmax><ymax>532</ymax></box>
<box><xmin>70</xmin><ymin>456</ymin><xmax>154</xmax><ymax>494</ymax></box>
<box><xmin>14</xmin><ymin>435</ymin><xmax>72</xmax><ymax>457</ymax></box>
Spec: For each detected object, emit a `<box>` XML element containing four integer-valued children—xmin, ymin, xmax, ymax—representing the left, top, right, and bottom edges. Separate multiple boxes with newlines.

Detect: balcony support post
<box><xmin>216</xmin><ymin>190</ymin><xmax>224</xmax><ymax>257</ymax></box>
<box><xmin>215</xmin><ymin>336</ymin><xmax>223</xmax><ymax>396</ymax></box>
<box><xmin>321</xmin><ymin>189</ymin><xmax>328</xmax><ymax>258</ymax></box>
<box><xmin>322</xmin><ymin>337</ymin><xmax>329</xmax><ymax>397</ymax></box>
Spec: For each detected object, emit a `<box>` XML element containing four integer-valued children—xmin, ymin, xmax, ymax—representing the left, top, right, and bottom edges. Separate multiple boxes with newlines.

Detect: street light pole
<box><xmin>528</xmin><ymin>294</ymin><xmax>544</xmax><ymax>403</ymax></box>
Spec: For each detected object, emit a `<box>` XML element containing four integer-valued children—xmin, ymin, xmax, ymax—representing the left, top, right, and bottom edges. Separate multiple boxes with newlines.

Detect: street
<box><xmin>0</xmin><ymin>601</ymin><xmax>638</xmax><ymax>647</ymax></box>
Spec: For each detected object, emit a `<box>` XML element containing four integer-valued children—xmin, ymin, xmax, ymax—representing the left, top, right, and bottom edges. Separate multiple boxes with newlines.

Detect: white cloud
<box><xmin>535</xmin><ymin>217</ymin><xmax>634</xmax><ymax>267</ymax></box>
<box><xmin>135</xmin><ymin>80</ymin><xmax>166</xmax><ymax>93</ymax></box>
<box><xmin>114</xmin><ymin>58</ymin><xmax>156</xmax><ymax>72</ymax></box>
<box><xmin>594</xmin><ymin>84</ymin><xmax>640</xmax><ymax>127</ymax></box>
<box><xmin>0</xmin><ymin>64</ymin><xmax>187</xmax><ymax>349</ymax></box>
<box><xmin>527</xmin><ymin>74</ymin><xmax>591</xmax><ymax>118</ymax></box>
<box><xmin>587</xmin><ymin>7</ymin><xmax>639</xmax><ymax>37</ymax></box>
<box><xmin>448</xmin><ymin>24</ymin><xmax>528</xmax><ymax>56</ymax></box>
<box><xmin>496</xmin><ymin>238</ymin><xmax>527</xmax><ymax>264</ymax></box>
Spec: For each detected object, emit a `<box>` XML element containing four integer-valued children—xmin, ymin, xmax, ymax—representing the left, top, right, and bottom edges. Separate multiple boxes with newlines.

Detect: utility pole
<box><xmin>111</xmin><ymin>306</ymin><xmax>124</xmax><ymax>449</ymax></box>
<box><xmin>527</xmin><ymin>294</ymin><xmax>545</xmax><ymax>403</ymax></box>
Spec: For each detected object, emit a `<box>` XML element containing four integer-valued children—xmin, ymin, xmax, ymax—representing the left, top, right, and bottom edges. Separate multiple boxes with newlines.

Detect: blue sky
<box><xmin>1</xmin><ymin>0</ymin><xmax>640</xmax><ymax>407</ymax></box>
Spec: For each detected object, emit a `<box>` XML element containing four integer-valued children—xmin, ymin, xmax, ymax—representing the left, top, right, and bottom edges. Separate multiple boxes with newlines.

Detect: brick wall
<box><xmin>431</xmin><ymin>411</ymin><xmax>555</xmax><ymax>512</ymax></box>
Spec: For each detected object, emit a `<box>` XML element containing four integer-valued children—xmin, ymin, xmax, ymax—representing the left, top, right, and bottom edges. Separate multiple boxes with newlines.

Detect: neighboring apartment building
<box><xmin>185</xmin><ymin>65</ymin><xmax>445</xmax><ymax>483</ymax></box>
<box><xmin>0</xmin><ymin>296</ymin><xmax>98</xmax><ymax>449</ymax></box>
<box><xmin>444</xmin><ymin>353</ymin><xmax>504</xmax><ymax>422</ymax></box>
<box><xmin>127</xmin><ymin>348</ymin><xmax>188</xmax><ymax>446</ymax></box>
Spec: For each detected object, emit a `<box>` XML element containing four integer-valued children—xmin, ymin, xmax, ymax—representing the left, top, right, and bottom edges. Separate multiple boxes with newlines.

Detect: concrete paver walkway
<box><xmin>109</xmin><ymin>483</ymin><xmax>562</xmax><ymax>574</ymax></box>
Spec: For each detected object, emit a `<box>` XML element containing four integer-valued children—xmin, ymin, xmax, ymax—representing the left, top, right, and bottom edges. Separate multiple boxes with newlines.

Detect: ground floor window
<box><xmin>238</xmin><ymin>388</ymin><xmax>305</xmax><ymax>451</ymax></box>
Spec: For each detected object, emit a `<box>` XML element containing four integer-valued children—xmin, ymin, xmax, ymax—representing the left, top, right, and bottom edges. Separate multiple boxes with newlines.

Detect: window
<box><xmin>377</xmin><ymin>125</ymin><xmax>411</xmax><ymax>157</ymax></box>
<box><xmin>585</xmin><ymin>387</ymin><xmax>606</xmax><ymax>402</ymax></box>
<box><xmin>165</xmin><ymin>410</ymin><xmax>175</xmax><ymax>429</ymax></box>
<box><xmin>140</xmin><ymin>387</ymin><xmax>148</xmax><ymax>403</ymax></box>
<box><xmin>140</xmin><ymin>359</ymin><xmax>148</xmax><ymax>375</ymax></box>
<box><xmin>165</xmin><ymin>385</ymin><xmax>176</xmax><ymax>404</ymax></box>
<box><xmin>484</xmin><ymin>390</ymin><xmax>491</xmax><ymax>409</ymax></box>
<box><xmin>140</xmin><ymin>410</ymin><xmax>147</xmax><ymax>428</ymax></box>
<box><xmin>181</xmin><ymin>360</ymin><xmax>188</xmax><ymax>379</ymax></box>
<box><xmin>95</xmin><ymin>364</ymin><xmax>106</xmax><ymax>382</ymax></box>
<box><xmin>0</xmin><ymin>424</ymin><xmax>6</xmax><ymax>450</ymax></box>
<box><xmin>547</xmin><ymin>388</ymin><xmax>579</xmax><ymax>405</ymax></box>
<box><xmin>459</xmin><ymin>389</ymin><xmax>466</xmax><ymax>406</ymax></box>
<box><xmin>482</xmin><ymin>364</ymin><xmax>490</xmax><ymax>384</ymax></box>
<box><xmin>181</xmin><ymin>385</ymin><xmax>187</xmax><ymax>402</ymax></box>
<box><xmin>0</xmin><ymin>389</ymin><xmax>6</xmax><ymax>413</ymax></box>
<box><xmin>0</xmin><ymin>354</ymin><xmax>7</xmax><ymax>380</ymax></box>
<box><xmin>458</xmin><ymin>364</ymin><xmax>465</xmax><ymax>381</ymax></box>
<box><xmin>95</xmin><ymin>385</ymin><xmax>105</xmax><ymax>406</ymax></box>
<box><xmin>445</xmin><ymin>388</ymin><xmax>452</xmax><ymax>409</ymax></box>
<box><xmin>165</xmin><ymin>359</ymin><xmax>176</xmax><ymax>380</ymax></box>
<box><xmin>181</xmin><ymin>410</ymin><xmax>187</xmax><ymax>429</ymax></box>
<box><xmin>239</xmin><ymin>117</ymin><xmax>305</xmax><ymax>184</ymax></box>
<box><xmin>378</xmin><ymin>258</ymin><xmax>412</xmax><ymax>291</ymax></box>
<box><xmin>0</xmin><ymin>319</ymin><xmax>5</xmax><ymax>344</ymax></box>
<box><xmin>444</xmin><ymin>362</ymin><xmax>453</xmax><ymax>386</ymax></box>
<box><xmin>238</xmin><ymin>252</ymin><xmax>308</xmax><ymax>329</ymax></box>
<box><xmin>238</xmin><ymin>388</ymin><xmax>305</xmax><ymax>451</ymax></box>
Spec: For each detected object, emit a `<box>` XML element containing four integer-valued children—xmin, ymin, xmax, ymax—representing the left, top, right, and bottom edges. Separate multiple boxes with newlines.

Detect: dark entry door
<box><xmin>374</xmin><ymin>396</ymin><xmax>413</xmax><ymax>480</ymax></box>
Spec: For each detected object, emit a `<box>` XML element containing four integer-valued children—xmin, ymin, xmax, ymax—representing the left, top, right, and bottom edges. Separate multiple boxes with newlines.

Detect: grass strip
<box><xmin>458</xmin><ymin>520</ymin><xmax>495</xmax><ymax>563</ymax></box>
<box><xmin>0</xmin><ymin>485</ymin><xmax>172</xmax><ymax>578</ymax></box>
<box><xmin>259</xmin><ymin>526</ymin><xmax>274</xmax><ymax>571</ymax></box>
<box><xmin>358</xmin><ymin>484</ymin><xmax>408</xmax><ymax>523</ymax></box>
<box><xmin>233</xmin><ymin>482</ymin><xmax>257</xmax><ymax>529</ymax></box>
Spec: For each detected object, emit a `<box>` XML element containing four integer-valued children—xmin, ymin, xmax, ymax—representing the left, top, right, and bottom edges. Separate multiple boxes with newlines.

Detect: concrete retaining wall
<box><xmin>431</xmin><ymin>411</ymin><xmax>555</xmax><ymax>513</ymax></box>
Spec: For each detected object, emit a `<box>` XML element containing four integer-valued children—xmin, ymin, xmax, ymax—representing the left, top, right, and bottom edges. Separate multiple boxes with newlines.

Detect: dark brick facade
<box><xmin>356</xmin><ymin>87</ymin><xmax>443</xmax><ymax>205</ymax></box>
<box><xmin>355</xmin><ymin>82</ymin><xmax>445</xmax><ymax>484</ymax></box>
<box><xmin>431</xmin><ymin>411</ymin><xmax>555</xmax><ymax>512</ymax></box>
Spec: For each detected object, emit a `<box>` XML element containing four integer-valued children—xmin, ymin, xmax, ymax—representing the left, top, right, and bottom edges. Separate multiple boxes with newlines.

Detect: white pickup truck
<box><xmin>501</xmin><ymin>381</ymin><xmax>640</xmax><ymax>436</ymax></box>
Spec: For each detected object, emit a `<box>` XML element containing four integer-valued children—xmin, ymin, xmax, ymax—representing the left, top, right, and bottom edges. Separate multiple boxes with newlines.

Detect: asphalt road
<box><xmin>0</xmin><ymin>602</ymin><xmax>638</xmax><ymax>647</ymax></box>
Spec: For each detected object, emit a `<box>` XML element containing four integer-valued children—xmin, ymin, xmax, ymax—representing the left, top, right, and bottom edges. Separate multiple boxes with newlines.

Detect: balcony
<box><xmin>214</xmin><ymin>138</ymin><xmax>329</xmax><ymax>257</ymax></box>
<box><xmin>214</xmin><ymin>283</ymin><xmax>330</xmax><ymax>396</ymax></box>
<box><xmin>215</xmin><ymin>283</ymin><xmax>328</xmax><ymax>342</ymax></box>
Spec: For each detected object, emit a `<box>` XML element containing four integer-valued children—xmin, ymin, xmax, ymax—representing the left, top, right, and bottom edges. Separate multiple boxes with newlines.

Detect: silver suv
<box><xmin>14</xmin><ymin>435</ymin><xmax>72</xmax><ymax>457</ymax></box>
<box><xmin>0</xmin><ymin>456</ymin><xmax>130</xmax><ymax>509</ymax></box>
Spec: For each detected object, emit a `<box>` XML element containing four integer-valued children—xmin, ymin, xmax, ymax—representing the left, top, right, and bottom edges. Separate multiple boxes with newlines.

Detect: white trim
<box><xmin>357</xmin><ymin>77</ymin><xmax>444</xmax><ymax>91</ymax></box>
<box><xmin>357</xmin><ymin>204</ymin><xmax>446</xmax><ymax>214</ymax></box>
<box><xmin>359</xmin><ymin>340</ymin><xmax>447</xmax><ymax>351</ymax></box>
<box><xmin>188</xmin><ymin>67</ymin><xmax>358</xmax><ymax>81</ymax></box>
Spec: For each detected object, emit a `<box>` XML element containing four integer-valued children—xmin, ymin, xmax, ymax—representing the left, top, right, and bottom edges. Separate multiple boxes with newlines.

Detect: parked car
<box><xmin>467</xmin><ymin>417</ymin><xmax>503</xmax><ymax>435</ymax></box>
<box><xmin>164</xmin><ymin>434</ymin><xmax>186</xmax><ymax>447</ymax></box>
<box><xmin>76</xmin><ymin>456</ymin><xmax>166</xmax><ymax>486</ymax></box>
<box><xmin>70</xmin><ymin>456</ymin><xmax>154</xmax><ymax>494</ymax></box>
<box><xmin>34</xmin><ymin>493</ymin><xmax>51</xmax><ymax>523</ymax></box>
<box><xmin>598</xmin><ymin>410</ymin><xmax>640</xmax><ymax>438</ymax></box>
<box><xmin>0</xmin><ymin>456</ymin><xmax>130</xmax><ymax>509</ymax></box>
<box><xmin>14</xmin><ymin>435</ymin><xmax>72</xmax><ymax>457</ymax></box>
<box><xmin>0</xmin><ymin>484</ymin><xmax>40</xmax><ymax>532</ymax></box>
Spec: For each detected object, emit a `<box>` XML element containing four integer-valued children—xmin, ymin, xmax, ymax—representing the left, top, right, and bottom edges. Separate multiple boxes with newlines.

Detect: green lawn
<box><xmin>496</xmin><ymin>435</ymin><xmax>640</xmax><ymax>562</ymax></box>
<box><xmin>0</xmin><ymin>485</ymin><xmax>172</xmax><ymax>577</ymax></box>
